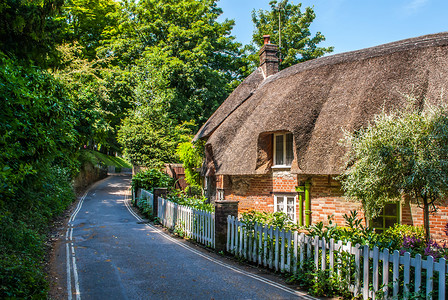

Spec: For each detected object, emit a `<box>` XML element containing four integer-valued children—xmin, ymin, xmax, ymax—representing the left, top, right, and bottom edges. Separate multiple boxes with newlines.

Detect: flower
<box><xmin>424</xmin><ymin>240</ymin><xmax>442</xmax><ymax>259</ymax></box>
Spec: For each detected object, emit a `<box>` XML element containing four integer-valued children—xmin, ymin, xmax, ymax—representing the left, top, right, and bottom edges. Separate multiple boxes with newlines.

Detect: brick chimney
<box><xmin>259</xmin><ymin>35</ymin><xmax>279</xmax><ymax>77</ymax></box>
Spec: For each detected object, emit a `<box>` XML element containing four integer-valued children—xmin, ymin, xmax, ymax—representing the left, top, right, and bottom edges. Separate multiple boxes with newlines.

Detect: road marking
<box><xmin>123</xmin><ymin>191</ymin><xmax>317</xmax><ymax>300</ymax></box>
<box><xmin>66</xmin><ymin>177</ymin><xmax>109</xmax><ymax>300</ymax></box>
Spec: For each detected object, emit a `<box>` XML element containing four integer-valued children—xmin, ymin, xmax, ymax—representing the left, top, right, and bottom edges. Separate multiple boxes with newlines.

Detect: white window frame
<box><xmin>273</xmin><ymin>132</ymin><xmax>293</xmax><ymax>167</ymax></box>
<box><xmin>274</xmin><ymin>194</ymin><xmax>296</xmax><ymax>221</ymax></box>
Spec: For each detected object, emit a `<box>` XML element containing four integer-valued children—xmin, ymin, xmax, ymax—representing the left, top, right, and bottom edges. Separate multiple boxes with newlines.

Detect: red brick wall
<box><xmin>219</xmin><ymin>171</ymin><xmax>447</xmax><ymax>239</ymax></box>
<box><xmin>402</xmin><ymin>198</ymin><xmax>448</xmax><ymax>240</ymax></box>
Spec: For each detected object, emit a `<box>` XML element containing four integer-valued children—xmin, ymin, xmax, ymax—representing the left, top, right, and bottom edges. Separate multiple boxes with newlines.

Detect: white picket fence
<box><xmin>227</xmin><ymin>216</ymin><xmax>447</xmax><ymax>300</ymax></box>
<box><xmin>158</xmin><ymin>197</ymin><xmax>215</xmax><ymax>248</ymax></box>
<box><xmin>137</xmin><ymin>189</ymin><xmax>154</xmax><ymax>211</ymax></box>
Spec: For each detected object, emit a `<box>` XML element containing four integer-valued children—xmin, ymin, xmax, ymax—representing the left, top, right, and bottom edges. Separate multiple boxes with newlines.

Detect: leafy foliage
<box><xmin>118</xmin><ymin>109</ymin><xmax>192</xmax><ymax>168</ymax></box>
<box><xmin>0</xmin><ymin>52</ymin><xmax>78</xmax><ymax>298</ymax></box>
<box><xmin>339</xmin><ymin>97</ymin><xmax>448</xmax><ymax>240</ymax></box>
<box><xmin>167</xmin><ymin>190</ymin><xmax>214</xmax><ymax>212</ymax></box>
<box><xmin>131</xmin><ymin>169</ymin><xmax>175</xmax><ymax>192</ymax></box>
<box><xmin>0</xmin><ymin>0</ymin><xmax>64</xmax><ymax>65</ymax></box>
<box><xmin>240</xmin><ymin>210</ymin><xmax>299</xmax><ymax>231</ymax></box>
<box><xmin>249</xmin><ymin>0</ymin><xmax>333</xmax><ymax>70</ymax></box>
<box><xmin>0</xmin><ymin>53</ymin><xmax>77</xmax><ymax>200</ymax></box>
<box><xmin>176</xmin><ymin>141</ymin><xmax>204</xmax><ymax>190</ymax></box>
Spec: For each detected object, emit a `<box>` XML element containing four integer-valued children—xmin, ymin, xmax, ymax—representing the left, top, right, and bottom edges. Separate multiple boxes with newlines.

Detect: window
<box><xmin>274</xmin><ymin>194</ymin><xmax>296</xmax><ymax>221</ymax></box>
<box><xmin>273</xmin><ymin>133</ymin><xmax>294</xmax><ymax>166</ymax></box>
<box><xmin>371</xmin><ymin>202</ymin><xmax>400</xmax><ymax>233</ymax></box>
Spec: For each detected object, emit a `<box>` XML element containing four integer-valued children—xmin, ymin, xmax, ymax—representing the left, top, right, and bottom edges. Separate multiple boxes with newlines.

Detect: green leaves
<box><xmin>0</xmin><ymin>53</ymin><xmax>77</xmax><ymax>198</ymax></box>
<box><xmin>249</xmin><ymin>0</ymin><xmax>333</xmax><ymax>70</ymax></box>
<box><xmin>340</xmin><ymin>97</ymin><xmax>448</xmax><ymax>238</ymax></box>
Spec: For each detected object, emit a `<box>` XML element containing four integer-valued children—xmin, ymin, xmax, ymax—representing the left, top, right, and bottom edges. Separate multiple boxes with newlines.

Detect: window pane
<box><xmin>287</xmin><ymin>197</ymin><xmax>295</xmax><ymax>219</ymax></box>
<box><xmin>371</xmin><ymin>217</ymin><xmax>383</xmax><ymax>228</ymax></box>
<box><xmin>276</xmin><ymin>196</ymin><xmax>284</xmax><ymax>212</ymax></box>
<box><xmin>285</xmin><ymin>133</ymin><xmax>293</xmax><ymax>166</ymax></box>
<box><xmin>275</xmin><ymin>135</ymin><xmax>284</xmax><ymax>165</ymax></box>
<box><xmin>385</xmin><ymin>217</ymin><xmax>398</xmax><ymax>228</ymax></box>
<box><xmin>384</xmin><ymin>203</ymin><xmax>398</xmax><ymax>217</ymax></box>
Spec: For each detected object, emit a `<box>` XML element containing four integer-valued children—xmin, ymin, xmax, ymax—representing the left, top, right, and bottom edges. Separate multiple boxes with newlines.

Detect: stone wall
<box><xmin>73</xmin><ymin>161</ymin><xmax>107</xmax><ymax>194</ymax></box>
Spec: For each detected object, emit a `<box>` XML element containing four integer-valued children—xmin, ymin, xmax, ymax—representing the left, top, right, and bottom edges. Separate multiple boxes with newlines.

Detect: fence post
<box><xmin>153</xmin><ymin>188</ymin><xmax>168</xmax><ymax>218</ymax></box>
<box><xmin>214</xmin><ymin>200</ymin><xmax>238</xmax><ymax>253</ymax></box>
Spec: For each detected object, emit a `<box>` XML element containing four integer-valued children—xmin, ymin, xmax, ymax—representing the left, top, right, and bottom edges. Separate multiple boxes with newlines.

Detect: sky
<box><xmin>217</xmin><ymin>0</ymin><xmax>448</xmax><ymax>55</ymax></box>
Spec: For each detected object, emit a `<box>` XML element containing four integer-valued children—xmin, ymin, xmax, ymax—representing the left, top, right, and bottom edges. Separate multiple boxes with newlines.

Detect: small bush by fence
<box><xmin>227</xmin><ymin>215</ymin><xmax>447</xmax><ymax>299</ymax></box>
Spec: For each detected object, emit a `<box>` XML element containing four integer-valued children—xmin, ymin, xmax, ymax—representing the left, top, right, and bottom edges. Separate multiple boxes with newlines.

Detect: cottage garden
<box><xmin>131</xmin><ymin>169</ymin><xmax>448</xmax><ymax>299</ymax></box>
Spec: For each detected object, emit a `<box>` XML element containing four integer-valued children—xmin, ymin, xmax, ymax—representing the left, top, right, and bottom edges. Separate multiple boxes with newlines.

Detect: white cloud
<box><xmin>404</xmin><ymin>0</ymin><xmax>429</xmax><ymax>15</ymax></box>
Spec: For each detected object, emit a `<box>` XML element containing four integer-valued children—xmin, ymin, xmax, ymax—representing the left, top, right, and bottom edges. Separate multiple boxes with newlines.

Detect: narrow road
<box><xmin>56</xmin><ymin>175</ymin><xmax>313</xmax><ymax>300</ymax></box>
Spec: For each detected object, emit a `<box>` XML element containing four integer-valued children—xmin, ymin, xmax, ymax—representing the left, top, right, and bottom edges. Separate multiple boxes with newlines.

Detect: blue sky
<box><xmin>217</xmin><ymin>0</ymin><xmax>448</xmax><ymax>55</ymax></box>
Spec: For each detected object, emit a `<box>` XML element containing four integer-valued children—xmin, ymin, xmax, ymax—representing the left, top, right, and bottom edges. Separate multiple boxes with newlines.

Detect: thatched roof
<box><xmin>195</xmin><ymin>32</ymin><xmax>448</xmax><ymax>176</ymax></box>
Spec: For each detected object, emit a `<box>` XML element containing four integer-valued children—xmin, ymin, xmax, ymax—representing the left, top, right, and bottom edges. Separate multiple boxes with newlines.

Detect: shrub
<box><xmin>167</xmin><ymin>190</ymin><xmax>213</xmax><ymax>212</ymax></box>
<box><xmin>131</xmin><ymin>168</ymin><xmax>175</xmax><ymax>192</ymax></box>
<box><xmin>240</xmin><ymin>210</ymin><xmax>299</xmax><ymax>231</ymax></box>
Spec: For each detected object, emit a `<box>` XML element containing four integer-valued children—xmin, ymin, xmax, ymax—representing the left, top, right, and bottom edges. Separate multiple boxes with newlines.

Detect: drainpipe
<box><xmin>304</xmin><ymin>182</ymin><xmax>311</xmax><ymax>226</ymax></box>
<box><xmin>295</xmin><ymin>185</ymin><xmax>304</xmax><ymax>226</ymax></box>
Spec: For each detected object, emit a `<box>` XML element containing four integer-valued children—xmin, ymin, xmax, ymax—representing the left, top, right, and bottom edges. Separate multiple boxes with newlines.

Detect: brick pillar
<box><xmin>153</xmin><ymin>188</ymin><xmax>168</xmax><ymax>219</ymax></box>
<box><xmin>214</xmin><ymin>200</ymin><xmax>238</xmax><ymax>252</ymax></box>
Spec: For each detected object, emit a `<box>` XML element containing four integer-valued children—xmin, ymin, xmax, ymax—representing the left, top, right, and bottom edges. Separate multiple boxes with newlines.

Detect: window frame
<box><xmin>370</xmin><ymin>202</ymin><xmax>400</xmax><ymax>233</ymax></box>
<box><xmin>274</xmin><ymin>194</ymin><xmax>297</xmax><ymax>221</ymax></box>
<box><xmin>273</xmin><ymin>132</ymin><xmax>294</xmax><ymax>167</ymax></box>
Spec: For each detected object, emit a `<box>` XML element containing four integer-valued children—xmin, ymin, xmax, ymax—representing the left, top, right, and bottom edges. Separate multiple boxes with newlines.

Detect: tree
<box><xmin>0</xmin><ymin>0</ymin><xmax>65</xmax><ymax>66</ymax></box>
<box><xmin>62</xmin><ymin>0</ymin><xmax>119</xmax><ymax>60</ymax></box>
<box><xmin>339</xmin><ymin>98</ymin><xmax>448</xmax><ymax>240</ymax></box>
<box><xmin>249</xmin><ymin>0</ymin><xmax>333</xmax><ymax>70</ymax></box>
<box><xmin>117</xmin><ymin>106</ymin><xmax>193</xmax><ymax>168</ymax></box>
<box><xmin>100</xmin><ymin>0</ymin><xmax>248</xmax><ymax>126</ymax></box>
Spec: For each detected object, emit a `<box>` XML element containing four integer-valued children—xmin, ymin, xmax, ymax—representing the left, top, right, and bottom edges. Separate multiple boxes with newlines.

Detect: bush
<box><xmin>167</xmin><ymin>190</ymin><xmax>214</xmax><ymax>212</ymax></box>
<box><xmin>240</xmin><ymin>210</ymin><xmax>299</xmax><ymax>231</ymax></box>
<box><xmin>131</xmin><ymin>169</ymin><xmax>175</xmax><ymax>192</ymax></box>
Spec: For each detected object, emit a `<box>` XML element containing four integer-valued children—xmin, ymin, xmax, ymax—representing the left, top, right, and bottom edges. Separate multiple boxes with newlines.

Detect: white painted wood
<box><xmin>372</xmin><ymin>246</ymin><xmax>379</xmax><ymax>299</ymax></box>
<box><xmin>329</xmin><ymin>238</ymin><xmax>334</xmax><ymax>272</ymax></box>
<box><xmin>321</xmin><ymin>238</ymin><xmax>326</xmax><ymax>271</ymax></box>
<box><xmin>280</xmin><ymin>230</ymin><xmax>285</xmax><ymax>272</ymax></box>
<box><xmin>363</xmin><ymin>245</ymin><xmax>369</xmax><ymax>300</ymax></box>
<box><xmin>437</xmin><ymin>258</ymin><xmax>446</xmax><ymax>300</ymax></box>
<box><xmin>299</xmin><ymin>233</ymin><xmax>305</xmax><ymax>270</ymax></box>
<box><xmin>426</xmin><ymin>255</ymin><xmax>434</xmax><ymax>299</ymax></box>
<box><xmin>286</xmin><ymin>231</ymin><xmax>292</xmax><ymax>272</ymax></box>
<box><xmin>269</xmin><ymin>226</ymin><xmax>274</xmax><ymax>269</ymax></box>
<box><xmin>382</xmin><ymin>248</ymin><xmax>389</xmax><ymax>299</ymax></box>
<box><xmin>274</xmin><ymin>228</ymin><xmax>280</xmax><ymax>271</ymax></box>
<box><xmin>392</xmin><ymin>250</ymin><xmax>399</xmax><ymax>297</ymax></box>
<box><xmin>258</xmin><ymin>225</ymin><xmax>263</xmax><ymax>265</ymax></box>
<box><xmin>293</xmin><ymin>231</ymin><xmax>298</xmax><ymax>274</ymax></box>
<box><xmin>263</xmin><ymin>226</ymin><xmax>268</xmax><ymax>267</ymax></box>
<box><xmin>353</xmin><ymin>243</ymin><xmax>360</xmax><ymax>297</ymax></box>
<box><xmin>402</xmin><ymin>251</ymin><xmax>410</xmax><ymax>300</ymax></box>
<box><xmin>414</xmin><ymin>254</ymin><xmax>422</xmax><ymax>294</ymax></box>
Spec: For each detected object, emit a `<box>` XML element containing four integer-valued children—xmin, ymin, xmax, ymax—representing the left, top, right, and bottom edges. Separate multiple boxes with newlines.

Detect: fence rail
<box><xmin>157</xmin><ymin>196</ymin><xmax>215</xmax><ymax>248</ymax></box>
<box><xmin>227</xmin><ymin>215</ymin><xmax>447</xmax><ymax>300</ymax></box>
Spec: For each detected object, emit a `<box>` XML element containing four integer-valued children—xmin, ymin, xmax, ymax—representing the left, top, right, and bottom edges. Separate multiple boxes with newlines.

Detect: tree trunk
<box><xmin>423</xmin><ymin>195</ymin><xmax>431</xmax><ymax>241</ymax></box>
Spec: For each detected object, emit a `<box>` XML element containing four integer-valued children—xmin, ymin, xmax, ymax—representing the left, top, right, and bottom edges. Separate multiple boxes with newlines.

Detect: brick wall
<box><xmin>218</xmin><ymin>171</ymin><xmax>447</xmax><ymax>238</ymax></box>
<box><xmin>402</xmin><ymin>198</ymin><xmax>448</xmax><ymax>240</ymax></box>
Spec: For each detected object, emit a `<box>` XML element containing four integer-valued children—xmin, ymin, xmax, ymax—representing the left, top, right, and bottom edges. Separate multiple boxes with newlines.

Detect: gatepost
<box><xmin>214</xmin><ymin>200</ymin><xmax>238</xmax><ymax>253</ymax></box>
<box><xmin>153</xmin><ymin>188</ymin><xmax>168</xmax><ymax>219</ymax></box>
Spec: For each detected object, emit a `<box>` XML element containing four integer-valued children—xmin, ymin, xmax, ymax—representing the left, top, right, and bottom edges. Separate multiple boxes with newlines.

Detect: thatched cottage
<box><xmin>194</xmin><ymin>33</ymin><xmax>448</xmax><ymax>239</ymax></box>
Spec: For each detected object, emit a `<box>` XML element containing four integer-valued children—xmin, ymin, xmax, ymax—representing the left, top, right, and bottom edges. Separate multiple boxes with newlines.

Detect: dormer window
<box><xmin>273</xmin><ymin>132</ymin><xmax>293</xmax><ymax>166</ymax></box>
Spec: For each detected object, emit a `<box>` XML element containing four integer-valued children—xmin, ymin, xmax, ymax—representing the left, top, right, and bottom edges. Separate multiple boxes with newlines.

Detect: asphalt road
<box><xmin>60</xmin><ymin>175</ymin><xmax>313</xmax><ymax>300</ymax></box>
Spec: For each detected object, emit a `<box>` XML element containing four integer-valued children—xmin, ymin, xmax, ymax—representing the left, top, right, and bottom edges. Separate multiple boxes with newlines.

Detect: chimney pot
<box><xmin>263</xmin><ymin>35</ymin><xmax>271</xmax><ymax>45</ymax></box>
